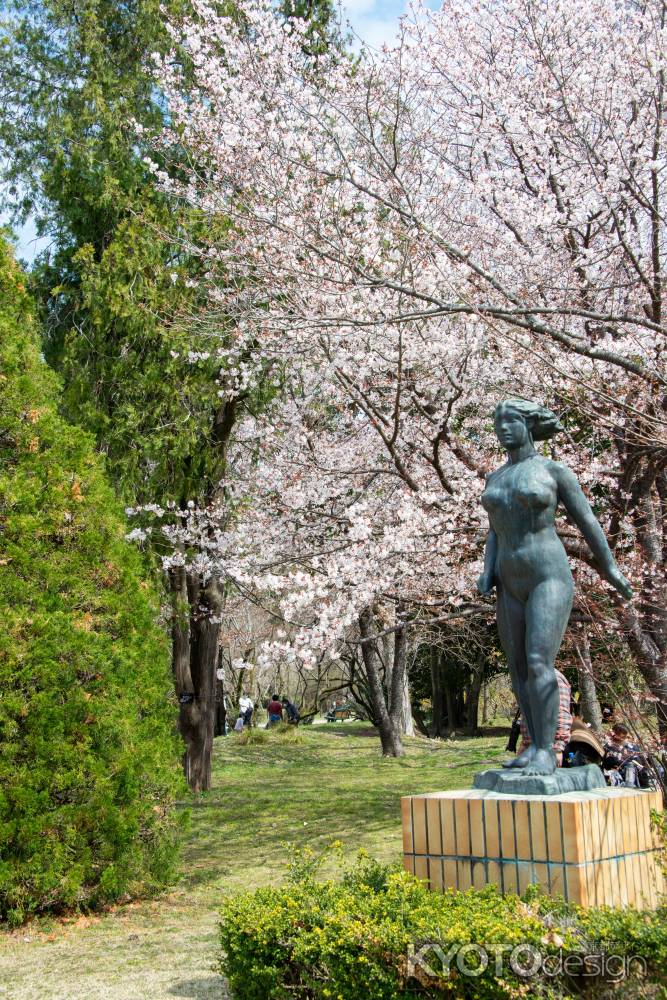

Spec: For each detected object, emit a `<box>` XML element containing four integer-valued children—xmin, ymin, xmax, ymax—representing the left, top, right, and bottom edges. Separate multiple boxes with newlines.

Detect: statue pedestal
<box><xmin>401</xmin><ymin>787</ymin><xmax>663</xmax><ymax>909</ymax></box>
<box><xmin>472</xmin><ymin>763</ymin><xmax>606</xmax><ymax>795</ymax></box>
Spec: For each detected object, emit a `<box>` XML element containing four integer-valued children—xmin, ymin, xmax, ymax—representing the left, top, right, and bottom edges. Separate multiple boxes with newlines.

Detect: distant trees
<box><xmin>0</xmin><ymin>237</ymin><xmax>182</xmax><ymax>924</ymax></box>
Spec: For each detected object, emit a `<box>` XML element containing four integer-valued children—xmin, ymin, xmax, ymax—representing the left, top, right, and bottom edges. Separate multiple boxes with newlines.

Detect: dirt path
<box><xmin>0</xmin><ymin>900</ymin><xmax>225</xmax><ymax>1000</ymax></box>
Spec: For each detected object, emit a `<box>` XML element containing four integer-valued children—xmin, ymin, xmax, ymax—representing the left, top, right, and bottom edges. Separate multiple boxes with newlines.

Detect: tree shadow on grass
<box><xmin>176</xmin><ymin>729</ymin><xmax>507</xmax><ymax>893</ymax></box>
<box><xmin>177</xmin><ymin>785</ymin><xmax>452</xmax><ymax>894</ymax></box>
<box><xmin>321</xmin><ymin>725</ymin><xmax>379</xmax><ymax>738</ymax></box>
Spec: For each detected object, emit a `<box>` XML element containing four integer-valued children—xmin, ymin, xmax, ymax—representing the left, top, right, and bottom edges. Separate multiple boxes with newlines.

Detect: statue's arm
<box><xmin>553</xmin><ymin>462</ymin><xmax>633</xmax><ymax>599</ymax></box>
<box><xmin>477</xmin><ymin>528</ymin><xmax>497</xmax><ymax>595</ymax></box>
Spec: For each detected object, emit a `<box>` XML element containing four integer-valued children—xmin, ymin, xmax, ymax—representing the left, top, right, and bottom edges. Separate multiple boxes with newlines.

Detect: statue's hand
<box><xmin>605</xmin><ymin>565</ymin><xmax>633</xmax><ymax>600</ymax></box>
<box><xmin>477</xmin><ymin>573</ymin><xmax>495</xmax><ymax>596</ymax></box>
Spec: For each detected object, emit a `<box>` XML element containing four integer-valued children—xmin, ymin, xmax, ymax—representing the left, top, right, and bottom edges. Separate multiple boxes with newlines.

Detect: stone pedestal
<box><xmin>401</xmin><ymin>787</ymin><xmax>664</xmax><ymax>909</ymax></box>
<box><xmin>473</xmin><ymin>763</ymin><xmax>606</xmax><ymax>795</ymax></box>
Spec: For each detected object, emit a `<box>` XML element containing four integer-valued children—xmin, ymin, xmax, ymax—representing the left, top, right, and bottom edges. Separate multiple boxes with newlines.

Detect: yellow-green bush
<box><xmin>0</xmin><ymin>237</ymin><xmax>183</xmax><ymax>924</ymax></box>
<box><xmin>219</xmin><ymin>853</ymin><xmax>666</xmax><ymax>999</ymax></box>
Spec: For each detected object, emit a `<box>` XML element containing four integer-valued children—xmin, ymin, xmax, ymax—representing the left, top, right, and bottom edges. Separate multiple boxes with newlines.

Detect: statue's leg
<box><xmin>497</xmin><ymin>586</ymin><xmax>536</xmax><ymax>768</ymax></box>
<box><xmin>521</xmin><ymin>577</ymin><xmax>574</xmax><ymax>776</ymax></box>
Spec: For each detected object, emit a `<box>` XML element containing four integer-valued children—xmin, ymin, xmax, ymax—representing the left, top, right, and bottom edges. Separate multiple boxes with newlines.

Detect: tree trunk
<box><xmin>169</xmin><ymin>565</ymin><xmax>223</xmax><ymax>792</ymax></box>
<box><xmin>574</xmin><ymin>628</ymin><xmax>603</xmax><ymax>732</ymax></box>
<box><xmin>456</xmin><ymin>689</ymin><xmax>465</xmax><ymax>727</ymax></box>
<box><xmin>608</xmin><ymin>448</ymin><xmax>667</xmax><ymax>737</ymax></box>
<box><xmin>411</xmin><ymin>700</ymin><xmax>430</xmax><ymax>736</ymax></box>
<box><xmin>186</xmin><ymin>594</ymin><xmax>220</xmax><ymax>791</ymax></box>
<box><xmin>445</xmin><ymin>684</ymin><xmax>458</xmax><ymax>733</ymax></box>
<box><xmin>622</xmin><ymin>602</ymin><xmax>667</xmax><ymax>735</ymax></box>
<box><xmin>214</xmin><ymin>681</ymin><xmax>226</xmax><ymax>737</ymax></box>
<box><xmin>465</xmin><ymin>660</ymin><xmax>483</xmax><ymax>736</ymax></box>
<box><xmin>359</xmin><ymin>608</ymin><xmax>404</xmax><ymax>756</ymax></box>
<box><xmin>381</xmin><ymin>628</ymin><xmax>393</xmax><ymax>697</ymax></box>
<box><xmin>346</xmin><ymin>652</ymin><xmax>378</xmax><ymax>723</ymax></box>
<box><xmin>401</xmin><ymin>674</ymin><xmax>415</xmax><ymax>736</ymax></box>
<box><xmin>170</xmin><ymin>562</ymin><xmax>193</xmax><ymax>697</ymax></box>
<box><xmin>389</xmin><ymin>624</ymin><xmax>414</xmax><ymax>736</ymax></box>
<box><xmin>168</xmin><ymin>397</ymin><xmax>241</xmax><ymax>791</ymax></box>
<box><xmin>233</xmin><ymin>662</ymin><xmax>245</xmax><ymax>708</ymax></box>
<box><xmin>430</xmin><ymin>647</ymin><xmax>445</xmax><ymax>736</ymax></box>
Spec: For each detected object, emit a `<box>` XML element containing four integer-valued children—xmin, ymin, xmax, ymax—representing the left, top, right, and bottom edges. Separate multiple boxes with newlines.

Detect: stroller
<box><xmin>562</xmin><ymin>718</ymin><xmax>605</xmax><ymax>768</ymax></box>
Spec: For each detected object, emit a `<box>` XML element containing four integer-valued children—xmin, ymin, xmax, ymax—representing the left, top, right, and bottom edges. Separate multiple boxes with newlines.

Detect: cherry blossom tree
<box><xmin>149</xmin><ymin>0</ymin><xmax>667</xmax><ymax>739</ymax></box>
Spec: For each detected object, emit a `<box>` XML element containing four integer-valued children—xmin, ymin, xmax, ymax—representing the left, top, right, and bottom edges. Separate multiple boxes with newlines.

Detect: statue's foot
<box><xmin>521</xmin><ymin>749</ymin><xmax>557</xmax><ymax>776</ymax></box>
<box><xmin>502</xmin><ymin>745</ymin><xmax>536</xmax><ymax>769</ymax></box>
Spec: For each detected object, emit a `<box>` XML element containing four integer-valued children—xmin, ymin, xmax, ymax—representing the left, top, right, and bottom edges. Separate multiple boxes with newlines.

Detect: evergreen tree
<box><xmin>0</xmin><ymin>235</ymin><xmax>183</xmax><ymax>924</ymax></box>
<box><xmin>279</xmin><ymin>0</ymin><xmax>349</xmax><ymax>58</ymax></box>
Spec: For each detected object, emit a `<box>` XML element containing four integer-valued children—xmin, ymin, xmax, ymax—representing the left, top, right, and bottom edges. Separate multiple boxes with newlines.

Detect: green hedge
<box><xmin>0</xmin><ymin>237</ymin><xmax>183</xmax><ymax>924</ymax></box>
<box><xmin>219</xmin><ymin>853</ymin><xmax>666</xmax><ymax>1000</ymax></box>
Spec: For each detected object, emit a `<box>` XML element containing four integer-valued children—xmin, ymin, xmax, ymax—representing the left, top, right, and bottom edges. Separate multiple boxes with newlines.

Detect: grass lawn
<box><xmin>0</xmin><ymin>723</ymin><xmax>507</xmax><ymax>1000</ymax></box>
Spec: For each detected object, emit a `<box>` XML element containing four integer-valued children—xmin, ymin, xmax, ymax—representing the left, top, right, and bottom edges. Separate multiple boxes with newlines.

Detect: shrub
<box><xmin>234</xmin><ymin>728</ymin><xmax>271</xmax><ymax>746</ymax></box>
<box><xmin>234</xmin><ymin>725</ymin><xmax>304</xmax><ymax>747</ymax></box>
<box><xmin>272</xmin><ymin>723</ymin><xmax>305</xmax><ymax>744</ymax></box>
<box><xmin>0</xmin><ymin>238</ymin><xmax>183</xmax><ymax>924</ymax></box>
<box><xmin>218</xmin><ymin>852</ymin><xmax>667</xmax><ymax>1000</ymax></box>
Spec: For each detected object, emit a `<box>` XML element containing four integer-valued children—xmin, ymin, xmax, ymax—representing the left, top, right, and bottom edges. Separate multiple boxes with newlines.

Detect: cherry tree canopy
<box><xmin>147</xmin><ymin>0</ymin><xmax>667</xmax><ymax>722</ymax></box>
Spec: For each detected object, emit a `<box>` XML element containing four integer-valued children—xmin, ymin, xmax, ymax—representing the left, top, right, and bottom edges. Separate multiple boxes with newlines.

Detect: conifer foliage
<box><xmin>0</xmin><ymin>238</ymin><xmax>182</xmax><ymax>925</ymax></box>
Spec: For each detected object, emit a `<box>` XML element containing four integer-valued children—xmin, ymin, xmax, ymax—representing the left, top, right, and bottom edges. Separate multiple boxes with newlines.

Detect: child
<box><xmin>267</xmin><ymin>693</ymin><xmax>283</xmax><ymax>725</ymax></box>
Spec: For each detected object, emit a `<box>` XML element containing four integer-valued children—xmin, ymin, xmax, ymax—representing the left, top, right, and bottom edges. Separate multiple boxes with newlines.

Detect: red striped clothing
<box><xmin>518</xmin><ymin>669</ymin><xmax>572</xmax><ymax>758</ymax></box>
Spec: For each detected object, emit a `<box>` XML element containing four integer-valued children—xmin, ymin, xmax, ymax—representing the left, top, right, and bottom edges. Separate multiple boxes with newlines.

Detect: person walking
<box><xmin>266</xmin><ymin>693</ymin><xmax>283</xmax><ymax>726</ymax></box>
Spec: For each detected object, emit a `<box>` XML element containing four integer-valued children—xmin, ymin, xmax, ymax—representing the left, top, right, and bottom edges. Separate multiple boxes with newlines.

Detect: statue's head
<box><xmin>493</xmin><ymin>399</ymin><xmax>563</xmax><ymax>449</ymax></box>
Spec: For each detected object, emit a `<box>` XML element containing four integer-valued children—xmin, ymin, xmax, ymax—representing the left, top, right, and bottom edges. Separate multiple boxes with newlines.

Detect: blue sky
<box><xmin>342</xmin><ymin>0</ymin><xmax>431</xmax><ymax>50</ymax></box>
<box><xmin>1</xmin><ymin>217</ymin><xmax>47</xmax><ymax>266</ymax></box>
<box><xmin>2</xmin><ymin>1</ymin><xmax>440</xmax><ymax>263</ymax></box>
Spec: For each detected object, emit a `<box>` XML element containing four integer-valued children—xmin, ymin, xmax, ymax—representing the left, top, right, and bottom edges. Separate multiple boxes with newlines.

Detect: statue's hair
<box><xmin>495</xmin><ymin>399</ymin><xmax>563</xmax><ymax>441</ymax></box>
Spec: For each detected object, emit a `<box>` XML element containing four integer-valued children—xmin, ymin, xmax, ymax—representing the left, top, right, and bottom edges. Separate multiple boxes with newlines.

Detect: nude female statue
<box><xmin>478</xmin><ymin>400</ymin><xmax>632</xmax><ymax>776</ymax></box>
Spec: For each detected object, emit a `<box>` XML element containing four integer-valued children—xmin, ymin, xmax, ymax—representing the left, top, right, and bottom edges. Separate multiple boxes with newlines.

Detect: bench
<box><xmin>325</xmin><ymin>703</ymin><xmax>357</xmax><ymax>722</ymax></box>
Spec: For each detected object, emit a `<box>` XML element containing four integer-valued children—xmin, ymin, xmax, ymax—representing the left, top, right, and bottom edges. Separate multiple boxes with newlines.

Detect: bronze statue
<box><xmin>478</xmin><ymin>400</ymin><xmax>632</xmax><ymax>777</ymax></box>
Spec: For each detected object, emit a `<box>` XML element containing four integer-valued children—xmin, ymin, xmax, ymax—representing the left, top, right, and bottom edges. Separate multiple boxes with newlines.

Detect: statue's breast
<box><xmin>481</xmin><ymin>487</ymin><xmax>505</xmax><ymax>513</ymax></box>
<box><xmin>482</xmin><ymin>461</ymin><xmax>556</xmax><ymax>517</ymax></box>
<box><xmin>515</xmin><ymin>483</ymin><xmax>553</xmax><ymax>510</ymax></box>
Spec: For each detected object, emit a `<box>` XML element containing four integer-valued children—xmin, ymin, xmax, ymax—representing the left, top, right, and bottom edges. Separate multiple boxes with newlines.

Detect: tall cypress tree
<box><xmin>0</xmin><ymin>234</ymin><xmax>182</xmax><ymax>924</ymax></box>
